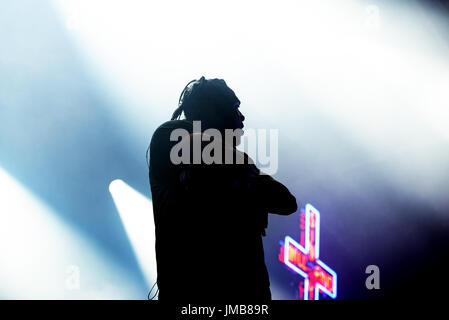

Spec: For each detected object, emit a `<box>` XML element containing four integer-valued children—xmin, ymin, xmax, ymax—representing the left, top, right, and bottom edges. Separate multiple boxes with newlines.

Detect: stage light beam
<box><xmin>0</xmin><ymin>167</ymin><xmax>141</xmax><ymax>299</ymax></box>
<box><xmin>109</xmin><ymin>179</ymin><xmax>157</xmax><ymax>290</ymax></box>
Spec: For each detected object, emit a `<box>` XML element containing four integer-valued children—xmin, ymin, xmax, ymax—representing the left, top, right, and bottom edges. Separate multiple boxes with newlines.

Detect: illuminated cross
<box><xmin>279</xmin><ymin>203</ymin><xmax>337</xmax><ymax>300</ymax></box>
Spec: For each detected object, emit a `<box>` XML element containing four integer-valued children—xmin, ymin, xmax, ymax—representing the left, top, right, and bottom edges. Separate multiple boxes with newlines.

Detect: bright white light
<box><xmin>52</xmin><ymin>0</ymin><xmax>449</xmax><ymax>215</ymax></box>
<box><xmin>0</xmin><ymin>167</ymin><xmax>142</xmax><ymax>299</ymax></box>
<box><xmin>109</xmin><ymin>179</ymin><xmax>157</xmax><ymax>290</ymax></box>
<box><xmin>51</xmin><ymin>0</ymin><xmax>449</xmax><ymax>148</ymax></box>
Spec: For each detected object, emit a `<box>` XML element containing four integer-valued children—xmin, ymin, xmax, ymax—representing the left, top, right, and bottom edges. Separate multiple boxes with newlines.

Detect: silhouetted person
<box><xmin>148</xmin><ymin>77</ymin><xmax>297</xmax><ymax>302</ymax></box>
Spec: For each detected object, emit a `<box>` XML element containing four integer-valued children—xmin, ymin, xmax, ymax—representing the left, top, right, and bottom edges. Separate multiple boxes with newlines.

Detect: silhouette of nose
<box><xmin>238</xmin><ymin>110</ymin><xmax>245</xmax><ymax>122</ymax></box>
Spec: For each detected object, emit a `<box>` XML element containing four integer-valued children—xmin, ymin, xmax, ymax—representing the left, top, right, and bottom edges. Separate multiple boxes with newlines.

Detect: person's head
<box><xmin>171</xmin><ymin>76</ymin><xmax>245</xmax><ymax>132</ymax></box>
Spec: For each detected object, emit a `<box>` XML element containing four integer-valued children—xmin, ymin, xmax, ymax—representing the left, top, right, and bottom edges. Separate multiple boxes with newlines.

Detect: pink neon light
<box><xmin>279</xmin><ymin>204</ymin><xmax>337</xmax><ymax>300</ymax></box>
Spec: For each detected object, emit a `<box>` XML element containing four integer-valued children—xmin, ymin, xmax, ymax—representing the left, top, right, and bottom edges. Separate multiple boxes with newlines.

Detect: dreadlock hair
<box><xmin>171</xmin><ymin>76</ymin><xmax>240</xmax><ymax>122</ymax></box>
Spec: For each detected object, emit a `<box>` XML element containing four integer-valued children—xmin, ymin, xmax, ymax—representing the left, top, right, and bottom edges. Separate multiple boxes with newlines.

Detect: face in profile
<box><xmin>233</xmin><ymin>101</ymin><xmax>245</xmax><ymax>130</ymax></box>
<box><xmin>230</xmin><ymin>101</ymin><xmax>245</xmax><ymax>146</ymax></box>
<box><xmin>214</xmin><ymin>96</ymin><xmax>245</xmax><ymax>146</ymax></box>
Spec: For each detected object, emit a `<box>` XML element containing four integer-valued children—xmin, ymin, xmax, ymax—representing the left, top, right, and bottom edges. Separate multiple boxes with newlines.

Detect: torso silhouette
<box><xmin>149</xmin><ymin>120</ymin><xmax>297</xmax><ymax>302</ymax></box>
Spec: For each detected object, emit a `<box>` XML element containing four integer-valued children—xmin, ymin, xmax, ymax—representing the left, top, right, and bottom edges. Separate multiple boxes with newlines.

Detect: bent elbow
<box><xmin>273</xmin><ymin>194</ymin><xmax>297</xmax><ymax>215</ymax></box>
<box><xmin>284</xmin><ymin>194</ymin><xmax>298</xmax><ymax>215</ymax></box>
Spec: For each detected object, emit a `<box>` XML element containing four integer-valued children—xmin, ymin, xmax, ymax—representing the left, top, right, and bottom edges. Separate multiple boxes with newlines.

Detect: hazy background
<box><xmin>1</xmin><ymin>0</ymin><xmax>448</xmax><ymax>299</ymax></box>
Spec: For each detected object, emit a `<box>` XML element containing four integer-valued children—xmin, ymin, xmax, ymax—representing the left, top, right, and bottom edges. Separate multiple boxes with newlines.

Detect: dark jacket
<box><xmin>149</xmin><ymin>120</ymin><xmax>297</xmax><ymax>302</ymax></box>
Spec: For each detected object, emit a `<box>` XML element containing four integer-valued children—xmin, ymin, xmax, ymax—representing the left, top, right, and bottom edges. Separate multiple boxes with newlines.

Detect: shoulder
<box><xmin>150</xmin><ymin>120</ymin><xmax>193</xmax><ymax>150</ymax></box>
<box><xmin>154</xmin><ymin>120</ymin><xmax>193</xmax><ymax>135</ymax></box>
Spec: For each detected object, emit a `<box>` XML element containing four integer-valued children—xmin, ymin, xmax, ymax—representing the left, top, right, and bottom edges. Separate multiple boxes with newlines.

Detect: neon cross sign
<box><xmin>279</xmin><ymin>203</ymin><xmax>337</xmax><ymax>300</ymax></box>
